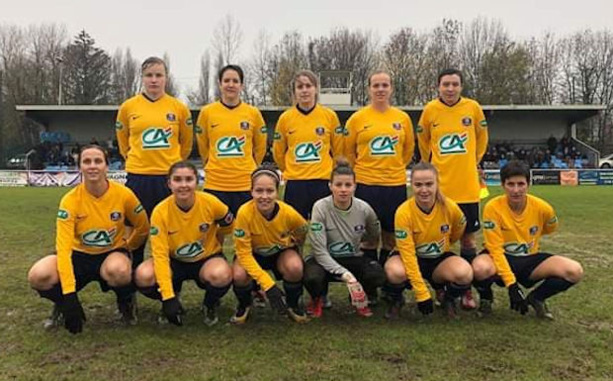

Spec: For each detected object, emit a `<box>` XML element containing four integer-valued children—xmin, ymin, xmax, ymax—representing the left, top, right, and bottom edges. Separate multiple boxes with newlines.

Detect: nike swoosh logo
<box><xmin>76</xmin><ymin>215</ymin><xmax>86</xmax><ymax>220</ymax></box>
<box><xmin>131</xmin><ymin>115</ymin><xmax>141</xmax><ymax>120</ymax></box>
<box><xmin>432</xmin><ymin>123</ymin><xmax>439</xmax><ymax>127</ymax></box>
<box><xmin>363</xmin><ymin>125</ymin><xmax>372</xmax><ymax>130</ymax></box>
<box><xmin>288</xmin><ymin>130</ymin><xmax>296</xmax><ymax>135</ymax></box>
<box><xmin>211</xmin><ymin>124</ymin><xmax>219</xmax><ymax>128</ymax></box>
<box><xmin>168</xmin><ymin>230</ymin><xmax>178</xmax><ymax>235</ymax></box>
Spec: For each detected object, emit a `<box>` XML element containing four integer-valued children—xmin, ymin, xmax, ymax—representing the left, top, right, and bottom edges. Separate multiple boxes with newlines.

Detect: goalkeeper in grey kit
<box><xmin>303</xmin><ymin>159</ymin><xmax>386</xmax><ymax>317</ymax></box>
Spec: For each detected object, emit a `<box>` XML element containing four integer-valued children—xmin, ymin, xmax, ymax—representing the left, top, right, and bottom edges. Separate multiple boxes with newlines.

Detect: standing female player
<box><xmin>416</xmin><ymin>68</ymin><xmax>488</xmax><ymax>309</ymax></box>
<box><xmin>344</xmin><ymin>70</ymin><xmax>414</xmax><ymax>269</ymax></box>
<box><xmin>116</xmin><ymin>56</ymin><xmax>193</xmax><ymax>264</ymax></box>
<box><xmin>272</xmin><ymin>70</ymin><xmax>343</xmax><ymax>219</ymax></box>
<box><xmin>27</xmin><ymin>145</ymin><xmax>150</xmax><ymax>333</ymax></box>
<box><xmin>472</xmin><ymin>160</ymin><xmax>583</xmax><ymax>319</ymax></box>
<box><xmin>231</xmin><ymin>164</ymin><xmax>309</xmax><ymax>324</ymax></box>
<box><xmin>384</xmin><ymin>163</ymin><xmax>472</xmax><ymax>319</ymax></box>
<box><xmin>303</xmin><ymin>159</ymin><xmax>385</xmax><ymax>318</ymax></box>
<box><xmin>195</xmin><ymin>64</ymin><xmax>267</xmax><ymax>216</ymax></box>
<box><xmin>134</xmin><ymin>161</ymin><xmax>234</xmax><ymax>326</ymax></box>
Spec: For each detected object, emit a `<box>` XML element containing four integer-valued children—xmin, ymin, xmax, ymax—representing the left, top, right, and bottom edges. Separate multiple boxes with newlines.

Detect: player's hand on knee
<box><xmin>162</xmin><ymin>297</ymin><xmax>184</xmax><ymax>326</ymax></box>
<box><xmin>265</xmin><ymin>285</ymin><xmax>287</xmax><ymax>315</ymax></box>
<box><xmin>61</xmin><ymin>292</ymin><xmax>86</xmax><ymax>334</ymax></box>
<box><xmin>417</xmin><ymin>298</ymin><xmax>434</xmax><ymax>315</ymax></box>
<box><xmin>507</xmin><ymin>283</ymin><xmax>528</xmax><ymax>315</ymax></box>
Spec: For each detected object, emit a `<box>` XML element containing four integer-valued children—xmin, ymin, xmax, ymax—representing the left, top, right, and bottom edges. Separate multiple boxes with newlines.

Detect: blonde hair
<box><xmin>291</xmin><ymin>70</ymin><xmax>319</xmax><ymax>104</ymax></box>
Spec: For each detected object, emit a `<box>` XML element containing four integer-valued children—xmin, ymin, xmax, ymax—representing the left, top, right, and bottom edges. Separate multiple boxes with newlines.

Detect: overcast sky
<box><xmin>2</xmin><ymin>0</ymin><xmax>612</xmax><ymax>92</ymax></box>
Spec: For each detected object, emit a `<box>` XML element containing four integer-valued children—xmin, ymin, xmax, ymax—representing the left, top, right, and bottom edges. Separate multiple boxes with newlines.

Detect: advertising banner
<box><xmin>560</xmin><ymin>170</ymin><xmax>578</xmax><ymax>186</ymax></box>
<box><xmin>0</xmin><ymin>171</ymin><xmax>28</xmax><ymax>187</ymax></box>
<box><xmin>531</xmin><ymin>170</ymin><xmax>560</xmax><ymax>185</ymax></box>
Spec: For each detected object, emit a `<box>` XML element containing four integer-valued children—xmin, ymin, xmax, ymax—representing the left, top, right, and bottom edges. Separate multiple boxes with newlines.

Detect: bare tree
<box><xmin>249</xmin><ymin>29</ymin><xmax>272</xmax><ymax>105</ymax></box>
<box><xmin>383</xmin><ymin>27</ymin><xmax>429</xmax><ymax>105</ymax></box>
<box><xmin>458</xmin><ymin>17</ymin><xmax>508</xmax><ymax>98</ymax></box>
<box><xmin>308</xmin><ymin>28</ymin><xmax>379</xmax><ymax>105</ymax></box>
<box><xmin>162</xmin><ymin>52</ymin><xmax>179</xmax><ymax>97</ymax></box>
<box><xmin>187</xmin><ymin>50</ymin><xmax>211</xmax><ymax>107</ymax></box>
<box><xmin>212</xmin><ymin>14</ymin><xmax>243</xmax><ymax>65</ymax></box>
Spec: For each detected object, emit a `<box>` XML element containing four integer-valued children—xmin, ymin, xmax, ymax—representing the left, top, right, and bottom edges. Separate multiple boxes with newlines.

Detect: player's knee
<box><xmin>384</xmin><ymin>259</ymin><xmax>406</xmax><ymax>285</ymax></box>
<box><xmin>232</xmin><ymin>265</ymin><xmax>251</xmax><ymax>287</ymax></box>
<box><xmin>134</xmin><ymin>263</ymin><xmax>155</xmax><ymax>288</ymax></box>
<box><xmin>204</xmin><ymin>265</ymin><xmax>233</xmax><ymax>287</ymax></box>
<box><xmin>28</xmin><ymin>261</ymin><xmax>57</xmax><ymax>290</ymax></box>
<box><xmin>103</xmin><ymin>261</ymin><xmax>132</xmax><ymax>286</ymax></box>
<box><xmin>565</xmin><ymin>261</ymin><xmax>584</xmax><ymax>284</ymax></box>
<box><xmin>472</xmin><ymin>258</ymin><xmax>495</xmax><ymax>281</ymax></box>
<box><xmin>452</xmin><ymin>266</ymin><xmax>473</xmax><ymax>286</ymax></box>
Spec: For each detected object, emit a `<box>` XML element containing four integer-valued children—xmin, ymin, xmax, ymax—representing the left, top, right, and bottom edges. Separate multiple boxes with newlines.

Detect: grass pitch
<box><xmin>0</xmin><ymin>186</ymin><xmax>612</xmax><ymax>381</ymax></box>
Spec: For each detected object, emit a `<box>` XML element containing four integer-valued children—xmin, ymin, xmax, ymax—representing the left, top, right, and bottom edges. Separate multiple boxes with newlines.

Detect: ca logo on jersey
<box><xmin>504</xmin><ymin>242</ymin><xmax>533</xmax><ymax>256</ymax></box>
<box><xmin>217</xmin><ymin>136</ymin><xmax>246</xmax><ymax>157</ymax></box>
<box><xmin>142</xmin><ymin>127</ymin><xmax>172</xmax><ymax>149</ymax></box>
<box><xmin>415</xmin><ymin>238</ymin><xmax>446</xmax><ymax>257</ymax></box>
<box><xmin>439</xmin><ymin>133</ymin><xmax>468</xmax><ymax>155</ymax></box>
<box><xmin>176</xmin><ymin>241</ymin><xmax>204</xmax><ymax>258</ymax></box>
<box><xmin>82</xmin><ymin>227</ymin><xmax>117</xmax><ymax>247</ymax></box>
<box><xmin>329</xmin><ymin>242</ymin><xmax>355</xmax><ymax>256</ymax></box>
<box><xmin>294</xmin><ymin>141</ymin><xmax>323</xmax><ymax>163</ymax></box>
<box><xmin>369</xmin><ymin>135</ymin><xmax>399</xmax><ymax>156</ymax></box>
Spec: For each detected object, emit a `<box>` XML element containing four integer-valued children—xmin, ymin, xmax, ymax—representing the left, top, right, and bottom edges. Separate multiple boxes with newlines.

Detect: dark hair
<box><xmin>251</xmin><ymin>163</ymin><xmax>280</xmax><ymax>189</ymax></box>
<box><xmin>437</xmin><ymin>68</ymin><xmax>463</xmax><ymax>86</ymax></box>
<box><xmin>141</xmin><ymin>56</ymin><xmax>168</xmax><ymax>75</ymax></box>
<box><xmin>168</xmin><ymin>161</ymin><xmax>199</xmax><ymax>184</ymax></box>
<box><xmin>410</xmin><ymin>162</ymin><xmax>445</xmax><ymax>207</ymax></box>
<box><xmin>330</xmin><ymin>157</ymin><xmax>355</xmax><ymax>181</ymax></box>
<box><xmin>500</xmin><ymin>160</ymin><xmax>530</xmax><ymax>184</ymax></box>
<box><xmin>218</xmin><ymin>64</ymin><xmax>244</xmax><ymax>84</ymax></box>
<box><xmin>368</xmin><ymin>70</ymin><xmax>392</xmax><ymax>87</ymax></box>
<box><xmin>78</xmin><ymin>144</ymin><xmax>109</xmax><ymax>167</ymax></box>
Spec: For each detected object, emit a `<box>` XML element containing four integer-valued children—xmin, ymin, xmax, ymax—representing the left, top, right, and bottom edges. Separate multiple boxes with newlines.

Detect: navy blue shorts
<box><xmin>126</xmin><ymin>173</ymin><xmax>170</xmax><ymax>218</ymax></box>
<box><xmin>355</xmin><ymin>184</ymin><xmax>407</xmax><ymax>232</ymax></box>
<box><xmin>389</xmin><ymin>250</ymin><xmax>456</xmax><ymax>286</ymax></box>
<box><xmin>203</xmin><ymin>189</ymin><xmax>251</xmax><ymax>216</ymax></box>
<box><xmin>458</xmin><ymin>202</ymin><xmax>481</xmax><ymax>234</ymax></box>
<box><xmin>170</xmin><ymin>253</ymin><xmax>226</xmax><ymax>293</ymax></box>
<box><xmin>71</xmin><ymin>249</ymin><xmax>130</xmax><ymax>292</ymax></box>
<box><xmin>479</xmin><ymin>250</ymin><xmax>553</xmax><ymax>288</ymax></box>
<box><xmin>284</xmin><ymin>179</ymin><xmax>330</xmax><ymax>219</ymax></box>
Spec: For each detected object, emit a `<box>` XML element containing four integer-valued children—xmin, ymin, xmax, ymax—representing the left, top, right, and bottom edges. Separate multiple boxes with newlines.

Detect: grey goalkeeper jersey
<box><xmin>309</xmin><ymin>196</ymin><xmax>381</xmax><ymax>276</ymax></box>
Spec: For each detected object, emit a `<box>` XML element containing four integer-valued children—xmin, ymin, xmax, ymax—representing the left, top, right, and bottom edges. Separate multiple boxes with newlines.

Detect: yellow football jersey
<box><xmin>150</xmin><ymin>192</ymin><xmax>233</xmax><ymax>300</ymax></box>
<box><xmin>234</xmin><ymin>200</ymin><xmax>308</xmax><ymax>291</ymax></box>
<box><xmin>196</xmin><ymin>101</ymin><xmax>267</xmax><ymax>191</ymax></box>
<box><xmin>116</xmin><ymin>93</ymin><xmax>193</xmax><ymax>175</ymax></box>
<box><xmin>483</xmin><ymin>194</ymin><xmax>558</xmax><ymax>287</ymax></box>
<box><xmin>272</xmin><ymin>104</ymin><xmax>343</xmax><ymax>180</ymax></box>
<box><xmin>394</xmin><ymin>197</ymin><xmax>466</xmax><ymax>302</ymax></box>
<box><xmin>56</xmin><ymin>181</ymin><xmax>150</xmax><ymax>294</ymax></box>
<box><xmin>345</xmin><ymin>105</ymin><xmax>414</xmax><ymax>186</ymax></box>
<box><xmin>417</xmin><ymin>97</ymin><xmax>488</xmax><ymax>204</ymax></box>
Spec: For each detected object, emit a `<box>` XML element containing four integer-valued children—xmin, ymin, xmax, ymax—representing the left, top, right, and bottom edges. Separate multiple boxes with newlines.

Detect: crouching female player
<box><xmin>303</xmin><ymin>159</ymin><xmax>385</xmax><ymax>317</ymax></box>
<box><xmin>28</xmin><ymin>145</ymin><xmax>149</xmax><ymax>334</ymax></box>
<box><xmin>384</xmin><ymin>162</ymin><xmax>472</xmax><ymax>319</ymax></box>
<box><xmin>231</xmin><ymin>164</ymin><xmax>309</xmax><ymax>324</ymax></box>
<box><xmin>472</xmin><ymin>160</ymin><xmax>583</xmax><ymax>319</ymax></box>
<box><xmin>134</xmin><ymin>161</ymin><xmax>234</xmax><ymax>326</ymax></box>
